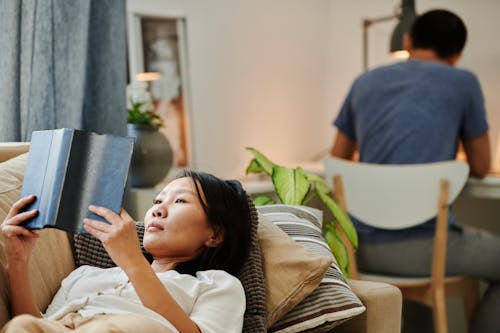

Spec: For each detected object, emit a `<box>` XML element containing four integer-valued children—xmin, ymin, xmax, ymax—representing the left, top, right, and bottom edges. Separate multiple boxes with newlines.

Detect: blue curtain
<box><xmin>0</xmin><ymin>0</ymin><xmax>127</xmax><ymax>141</ymax></box>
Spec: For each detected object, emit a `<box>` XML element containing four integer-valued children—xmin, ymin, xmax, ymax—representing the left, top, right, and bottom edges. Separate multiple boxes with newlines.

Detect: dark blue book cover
<box><xmin>21</xmin><ymin>128</ymin><xmax>134</xmax><ymax>234</ymax></box>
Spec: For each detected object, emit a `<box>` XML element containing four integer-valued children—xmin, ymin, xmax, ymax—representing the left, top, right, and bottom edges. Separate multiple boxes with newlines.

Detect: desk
<box><xmin>454</xmin><ymin>174</ymin><xmax>500</xmax><ymax>235</ymax></box>
<box><xmin>461</xmin><ymin>175</ymin><xmax>500</xmax><ymax>199</ymax></box>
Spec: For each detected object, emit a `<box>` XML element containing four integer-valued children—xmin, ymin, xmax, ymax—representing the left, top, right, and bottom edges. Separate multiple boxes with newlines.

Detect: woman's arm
<box><xmin>1</xmin><ymin>195</ymin><xmax>42</xmax><ymax>317</ymax></box>
<box><xmin>83</xmin><ymin>206</ymin><xmax>201</xmax><ymax>333</ymax></box>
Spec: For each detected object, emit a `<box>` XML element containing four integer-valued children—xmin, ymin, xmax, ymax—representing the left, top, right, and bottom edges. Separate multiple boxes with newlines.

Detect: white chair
<box><xmin>323</xmin><ymin>156</ymin><xmax>479</xmax><ymax>333</ymax></box>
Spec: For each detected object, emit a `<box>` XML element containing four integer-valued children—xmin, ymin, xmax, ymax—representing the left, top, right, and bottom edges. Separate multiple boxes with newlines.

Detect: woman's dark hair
<box><xmin>173</xmin><ymin>170</ymin><xmax>252</xmax><ymax>276</ymax></box>
<box><xmin>410</xmin><ymin>9</ymin><xmax>467</xmax><ymax>59</ymax></box>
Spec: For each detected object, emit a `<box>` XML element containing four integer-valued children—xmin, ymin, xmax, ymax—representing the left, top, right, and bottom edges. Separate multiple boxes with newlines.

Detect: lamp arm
<box><xmin>362</xmin><ymin>14</ymin><xmax>399</xmax><ymax>70</ymax></box>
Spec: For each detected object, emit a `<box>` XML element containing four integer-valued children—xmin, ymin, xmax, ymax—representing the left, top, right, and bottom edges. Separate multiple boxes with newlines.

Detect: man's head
<box><xmin>407</xmin><ymin>9</ymin><xmax>467</xmax><ymax>61</ymax></box>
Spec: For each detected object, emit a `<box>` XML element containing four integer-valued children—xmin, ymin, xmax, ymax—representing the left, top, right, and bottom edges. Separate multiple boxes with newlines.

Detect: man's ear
<box><xmin>205</xmin><ymin>228</ymin><xmax>223</xmax><ymax>248</ymax></box>
<box><xmin>447</xmin><ymin>53</ymin><xmax>462</xmax><ymax>66</ymax></box>
<box><xmin>403</xmin><ymin>33</ymin><xmax>412</xmax><ymax>51</ymax></box>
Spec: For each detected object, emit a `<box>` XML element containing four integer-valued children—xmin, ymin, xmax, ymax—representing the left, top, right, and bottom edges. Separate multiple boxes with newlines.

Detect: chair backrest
<box><xmin>323</xmin><ymin>157</ymin><xmax>469</xmax><ymax>229</ymax></box>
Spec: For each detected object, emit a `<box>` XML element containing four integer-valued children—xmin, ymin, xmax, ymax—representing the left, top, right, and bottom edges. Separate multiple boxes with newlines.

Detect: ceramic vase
<box><xmin>127</xmin><ymin>124</ymin><xmax>173</xmax><ymax>188</ymax></box>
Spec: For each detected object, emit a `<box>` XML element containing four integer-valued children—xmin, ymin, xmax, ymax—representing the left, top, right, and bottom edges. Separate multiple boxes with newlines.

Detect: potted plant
<box><xmin>245</xmin><ymin>147</ymin><xmax>358</xmax><ymax>276</ymax></box>
<box><xmin>126</xmin><ymin>82</ymin><xmax>173</xmax><ymax>187</ymax></box>
<box><xmin>127</xmin><ymin>82</ymin><xmax>164</xmax><ymax>128</ymax></box>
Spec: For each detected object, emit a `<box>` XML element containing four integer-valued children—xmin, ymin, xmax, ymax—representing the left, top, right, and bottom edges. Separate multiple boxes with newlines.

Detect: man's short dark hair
<box><xmin>410</xmin><ymin>9</ymin><xmax>467</xmax><ymax>59</ymax></box>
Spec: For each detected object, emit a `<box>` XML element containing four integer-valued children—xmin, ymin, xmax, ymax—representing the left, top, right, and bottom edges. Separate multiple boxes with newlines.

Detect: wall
<box><xmin>128</xmin><ymin>0</ymin><xmax>500</xmax><ymax>179</ymax></box>
<box><xmin>128</xmin><ymin>0</ymin><xmax>331</xmax><ymax>178</ymax></box>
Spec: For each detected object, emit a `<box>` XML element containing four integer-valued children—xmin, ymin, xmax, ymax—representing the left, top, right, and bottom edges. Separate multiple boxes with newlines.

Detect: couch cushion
<box><xmin>258</xmin><ymin>205</ymin><xmax>366</xmax><ymax>333</ymax></box>
<box><xmin>0</xmin><ymin>153</ymin><xmax>28</xmax><ymax>327</ymax></box>
<box><xmin>258</xmin><ymin>213</ymin><xmax>331</xmax><ymax>327</ymax></box>
<box><xmin>0</xmin><ymin>152</ymin><xmax>74</xmax><ymax>327</ymax></box>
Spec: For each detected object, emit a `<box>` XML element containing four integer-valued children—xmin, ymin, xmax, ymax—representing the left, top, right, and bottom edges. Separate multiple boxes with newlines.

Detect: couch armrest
<box><xmin>334</xmin><ymin>279</ymin><xmax>402</xmax><ymax>333</ymax></box>
<box><xmin>0</xmin><ymin>143</ymin><xmax>30</xmax><ymax>163</ymax></box>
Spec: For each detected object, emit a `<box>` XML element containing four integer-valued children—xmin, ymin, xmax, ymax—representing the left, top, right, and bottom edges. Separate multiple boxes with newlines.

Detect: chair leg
<box><xmin>432</xmin><ymin>288</ymin><xmax>448</xmax><ymax>333</ymax></box>
<box><xmin>463</xmin><ymin>278</ymin><xmax>480</xmax><ymax>326</ymax></box>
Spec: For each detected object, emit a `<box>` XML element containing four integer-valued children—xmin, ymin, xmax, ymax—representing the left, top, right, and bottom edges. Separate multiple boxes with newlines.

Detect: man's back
<box><xmin>334</xmin><ymin>60</ymin><xmax>488</xmax><ymax>165</ymax></box>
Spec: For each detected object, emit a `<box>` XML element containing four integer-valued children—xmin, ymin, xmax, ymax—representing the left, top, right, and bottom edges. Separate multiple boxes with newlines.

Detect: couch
<box><xmin>0</xmin><ymin>142</ymin><xmax>402</xmax><ymax>332</ymax></box>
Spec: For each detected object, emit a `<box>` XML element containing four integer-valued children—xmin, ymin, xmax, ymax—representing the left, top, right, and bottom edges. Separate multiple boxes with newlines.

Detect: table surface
<box><xmin>240</xmin><ymin>161</ymin><xmax>500</xmax><ymax>199</ymax></box>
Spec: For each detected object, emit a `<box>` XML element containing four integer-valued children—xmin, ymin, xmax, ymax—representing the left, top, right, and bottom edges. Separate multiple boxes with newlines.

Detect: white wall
<box><xmin>128</xmin><ymin>0</ymin><xmax>331</xmax><ymax>178</ymax></box>
<box><xmin>128</xmin><ymin>0</ymin><xmax>500</xmax><ymax>179</ymax></box>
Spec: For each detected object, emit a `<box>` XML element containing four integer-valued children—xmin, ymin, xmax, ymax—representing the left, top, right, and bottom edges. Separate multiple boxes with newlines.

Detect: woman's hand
<box><xmin>0</xmin><ymin>195</ymin><xmax>40</xmax><ymax>265</ymax></box>
<box><xmin>83</xmin><ymin>206</ymin><xmax>145</xmax><ymax>272</ymax></box>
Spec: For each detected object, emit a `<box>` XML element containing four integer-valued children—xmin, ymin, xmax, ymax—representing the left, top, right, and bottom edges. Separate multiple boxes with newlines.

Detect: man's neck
<box><xmin>408</xmin><ymin>49</ymin><xmax>455</xmax><ymax>66</ymax></box>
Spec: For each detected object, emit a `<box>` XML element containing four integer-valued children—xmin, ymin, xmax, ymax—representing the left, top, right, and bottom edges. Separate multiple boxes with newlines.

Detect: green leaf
<box><xmin>253</xmin><ymin>195</ymin><xmax>275</xmax><ymax>206</ymax></box>
<box><xmin>318</xmin><ymin>191</ymin><xmax>358</xmax><ymax>249</ymax></box>
<box><xmin>306</xmin><ymin>172</ymin><xmax>331</xmax><ymax>195</ymax></box>
<box><xmin>245</xmin><ymin>159</ymin><xmax>265</xmax><ymax>175</ymax></box>
<box><xmin>245</xmin><ymin>147</ymin><xmax>275</xmax><ymax>176</ymax></box>
<box><xmin>324</xmin><ymin>221</ymin><xmax>350</xmax><ymax>277</ymax></box>
<box><xmin>272</xmin><ymin>166</ymin><xmax>311</xmax><ymax>205</ymax></box>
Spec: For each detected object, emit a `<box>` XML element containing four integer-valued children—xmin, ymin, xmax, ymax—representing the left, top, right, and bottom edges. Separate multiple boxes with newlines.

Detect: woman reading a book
<box><xmin>0</xmin><ymin>171</ymin><xmax>252</xmax><ymax>333</ymax></box>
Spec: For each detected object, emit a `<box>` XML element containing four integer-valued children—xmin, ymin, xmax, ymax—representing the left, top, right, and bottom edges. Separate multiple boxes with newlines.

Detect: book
<box><xmin>21</xmin><ymin>128</ymin><xmax>134</xmax><ymax>234</ymax></box>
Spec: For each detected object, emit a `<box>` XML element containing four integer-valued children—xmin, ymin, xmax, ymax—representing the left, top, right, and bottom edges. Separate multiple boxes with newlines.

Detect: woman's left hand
<box><xmin>83</xmin><ymin>206</ymin><xmax>145</xmax><ymax>271</ymax></box>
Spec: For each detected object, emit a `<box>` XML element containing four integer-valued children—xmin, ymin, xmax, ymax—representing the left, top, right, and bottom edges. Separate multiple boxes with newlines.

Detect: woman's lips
<box><xmin>147</xmin><ymin>222</ymin><xmax>164</xmax><ymax>232</ymax></box>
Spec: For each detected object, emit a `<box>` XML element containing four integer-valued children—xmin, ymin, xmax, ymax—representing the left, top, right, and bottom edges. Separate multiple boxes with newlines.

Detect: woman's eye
<box><xmin>174</xmin><ymin>198</ymin><xmax>185</xmax><ymax>203</ymax></box>
<box><xmin>153</xmin><ymin>199</ymin><xmax>162</xmax><ymax>204</ymax></box>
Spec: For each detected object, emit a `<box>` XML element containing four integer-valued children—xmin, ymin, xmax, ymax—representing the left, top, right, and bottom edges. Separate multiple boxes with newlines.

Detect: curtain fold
<box><xmin>0</xmin><ymin>0</ymin><xmax>127</xmax><ymax>141</ymax></box>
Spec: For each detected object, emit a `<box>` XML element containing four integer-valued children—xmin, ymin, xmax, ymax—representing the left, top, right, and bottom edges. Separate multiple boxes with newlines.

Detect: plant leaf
<box><xmin>245</xmin><ymin>158</ymin><xmax>265</xmax><ymax>175</ymax></box>
<box><xmin>253</xmin><ymin>195</ymin><xmax>275</xmax><ymax>206</ymax></box>
<box><xmin>272</xmin><ymin>166</ymin><xmax>310</xmax><ymax>205</ymax></box>
<box><xmin>306</xmin><ymin>172</ymin><xmax>331</xmax><ymax>195</ymax></box>
<box><xmin>318</xmin><ymin>191</ymin><xmax>358</xmax><ymax>249</ymax></box>
<box><xmin>324</xmin><ymin>221</ymin><xmax>349</xmax><ymax>277</ymax></box>
<box><xmin>245</xmin><ymin>147</ymin><xmax>275</xmax><ymax>176</ymax></box>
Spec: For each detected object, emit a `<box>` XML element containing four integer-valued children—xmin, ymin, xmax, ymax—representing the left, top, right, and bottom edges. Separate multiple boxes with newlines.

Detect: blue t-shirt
<box><xmin>334</xmin><ymin>60</ymin><xmax>488</xmax><ymax>243</ymax></box>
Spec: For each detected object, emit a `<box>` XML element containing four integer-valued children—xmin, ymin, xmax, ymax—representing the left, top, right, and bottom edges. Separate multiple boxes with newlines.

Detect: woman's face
<box><xmin>143</xmin><ymin>177</ymin><xmax>215</xmax><ymax>261</ymax></box>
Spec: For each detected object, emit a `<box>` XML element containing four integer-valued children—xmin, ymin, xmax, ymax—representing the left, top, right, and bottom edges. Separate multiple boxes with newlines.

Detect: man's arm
<box><xmin>462</xmin><ymin>132</ymin><xmax>491</xmax><ymax>178</ymax></box>
<box><xmin>330</xmin><ymin>131</ymin><xmax>357</xmax><ymax>161</ymax></box>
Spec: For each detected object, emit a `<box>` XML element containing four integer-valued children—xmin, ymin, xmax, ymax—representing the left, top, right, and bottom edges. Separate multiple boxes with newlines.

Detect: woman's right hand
<box><xmin>0</xmin><ymin>195</ymin><xmax>40</xmax><ymax>265</ymax></box>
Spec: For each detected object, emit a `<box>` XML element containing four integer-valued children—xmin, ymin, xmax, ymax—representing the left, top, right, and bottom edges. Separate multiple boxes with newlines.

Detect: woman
<box><xmin>1</xmin><ymin>171</ymin><xmax>252</xmax><ymax>333</ymax></box>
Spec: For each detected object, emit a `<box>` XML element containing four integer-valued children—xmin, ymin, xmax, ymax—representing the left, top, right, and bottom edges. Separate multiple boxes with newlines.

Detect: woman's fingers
<box><xmin>6</xmin><ymin>195</ymin><xmax>36</xmax><ymax>219</ymax></box>
<box><xmin>2</xmin><ymin>209</ymin><xmax>38</xmax><ymax>227</ymax></box>
<box><xmin>88</xmin><ymin>205</ymin><xmax>122</xmax><ymax>225</ymax></box>
<box><xmin>83</xmin><ymin>218</ymin><xmax>112</xmax><ymax>233</ymax></box>
<box><xmin>1</xmin><ymin>224</ymin><xmax>39</xmax><ymax>238</ymax></box>
<box><xmin>119</xmin><ymin>208</ymin><xmax>135</xmax><ymax>223</ymax></box>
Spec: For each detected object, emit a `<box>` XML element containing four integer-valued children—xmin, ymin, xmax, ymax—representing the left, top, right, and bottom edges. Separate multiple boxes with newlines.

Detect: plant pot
<box><xmin>127</xmin><ymin>124</ymin><xmax>173</xmax><ymax>188</ymax></box>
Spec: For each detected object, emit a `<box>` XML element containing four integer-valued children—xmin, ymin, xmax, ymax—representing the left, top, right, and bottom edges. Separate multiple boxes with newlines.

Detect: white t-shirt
<box><xmin>44</xmin><ymin>265</ymin><xmax>245</xmax><ymax>333</ymax></box>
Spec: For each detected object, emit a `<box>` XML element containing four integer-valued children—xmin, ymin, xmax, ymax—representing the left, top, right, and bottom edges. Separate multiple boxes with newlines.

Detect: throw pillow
<box><xmin>0</xmin><ymin>152</ymin><xmax>29</xmax><ymax>327</ymax></box>
<box><xmin>0</xmin><ymin>153</ymin><xmax>28</xmax><ymax>220</ymax></box>
<box><xmin>258</xmin><ymin>213</ymin><xmax>332</xmax><ymax>327</ymax></box>
<box><xmin>257</xmin><ymin>205</ymin><xmax>366</xmax><ymax>333</ymax></box>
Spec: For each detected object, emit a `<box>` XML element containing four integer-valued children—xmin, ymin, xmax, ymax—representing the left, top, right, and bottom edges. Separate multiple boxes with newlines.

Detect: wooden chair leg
<box><xmin>463</xmin><ymin>278</ymin><xmax>480</xmax><ymax>326</ymax></box>
<box><xmin>432</xmin><ymin>287</ymin><xmax>448</xmax><ymax>333</ymax></box>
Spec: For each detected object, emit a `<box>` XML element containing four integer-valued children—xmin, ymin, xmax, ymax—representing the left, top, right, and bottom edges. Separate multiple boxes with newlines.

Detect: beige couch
<box><xmin>0</xmin><ymin>143</ymin><xmax>402</xmax><ymax>332</ymax></box>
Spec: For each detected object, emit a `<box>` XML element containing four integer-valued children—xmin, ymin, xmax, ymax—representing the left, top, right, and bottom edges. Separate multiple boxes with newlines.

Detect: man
<box><xmin>331</xmin><ymin>9</ymin><xmax>498</xmax><ymax>333</ymax></box>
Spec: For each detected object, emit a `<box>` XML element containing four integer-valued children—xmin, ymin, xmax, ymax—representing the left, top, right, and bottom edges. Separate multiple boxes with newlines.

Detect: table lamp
<box><xmin>363</xmin><ymin>0</ymin><xmax>417</xmax><ymax>70</ymax></box>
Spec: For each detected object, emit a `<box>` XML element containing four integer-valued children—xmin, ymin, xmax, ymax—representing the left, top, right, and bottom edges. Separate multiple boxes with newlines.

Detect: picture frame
<box><xmin>127</xmin><ymin>12</ymin><xmax>192</xmax><ymax>167</ymax></box>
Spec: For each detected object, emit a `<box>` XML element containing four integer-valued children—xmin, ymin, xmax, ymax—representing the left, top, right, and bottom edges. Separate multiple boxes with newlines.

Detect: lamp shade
<box><xmin>390</xmin><ymin>0</ymin><xmax>416</xmax><ymax>58</ymax></box>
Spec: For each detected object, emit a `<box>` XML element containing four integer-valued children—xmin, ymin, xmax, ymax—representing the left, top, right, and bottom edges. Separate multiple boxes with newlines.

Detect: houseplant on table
<box><xmin>245</xmin><ymin>147</ymin><xmax>358</xmax><ymax>276</ymax></box>
<box><xmin>127</xmin><ymin>82</ymin><xmax>173</xmax><ymax>187</ymax></box>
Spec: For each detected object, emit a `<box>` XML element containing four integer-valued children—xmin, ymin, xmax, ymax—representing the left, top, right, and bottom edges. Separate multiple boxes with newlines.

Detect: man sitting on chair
<box><xmin>330</xmin><ymin>9</ymin><xmax>499</xmax><ymax>333</ymax></box>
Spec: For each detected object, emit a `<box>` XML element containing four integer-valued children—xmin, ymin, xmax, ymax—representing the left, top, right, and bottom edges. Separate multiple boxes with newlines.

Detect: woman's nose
<box><xmin>152</xmin><ymin>206</ymin><xmax>167</xmax><ymax>218</ymax></box>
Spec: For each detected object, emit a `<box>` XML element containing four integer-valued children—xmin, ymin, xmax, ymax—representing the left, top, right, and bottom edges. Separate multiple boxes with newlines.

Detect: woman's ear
<box><xmin>205</xmin><ymin>228</ymin><xmax>223</xmax><ymax>248</ymax></box>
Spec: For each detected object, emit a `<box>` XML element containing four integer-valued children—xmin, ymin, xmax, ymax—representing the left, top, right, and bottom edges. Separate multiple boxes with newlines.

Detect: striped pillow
<box><xmin>258</xmin><ymin>205</ymin><xmax>365</xmax><ymax>333</ymax></box>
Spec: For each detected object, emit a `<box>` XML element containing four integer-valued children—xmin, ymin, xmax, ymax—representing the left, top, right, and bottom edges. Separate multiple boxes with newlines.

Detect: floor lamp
<box><xmin>362</xmin><ymin>0</ymin><xmax>416</xmax><ymax>70</ymax></box>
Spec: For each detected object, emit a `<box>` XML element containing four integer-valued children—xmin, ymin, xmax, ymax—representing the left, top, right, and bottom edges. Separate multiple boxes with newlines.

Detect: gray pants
<box><xmin>357</xmin><ymin>225</ymin><xmax>500</xmax><ymax>333</ymax></box>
